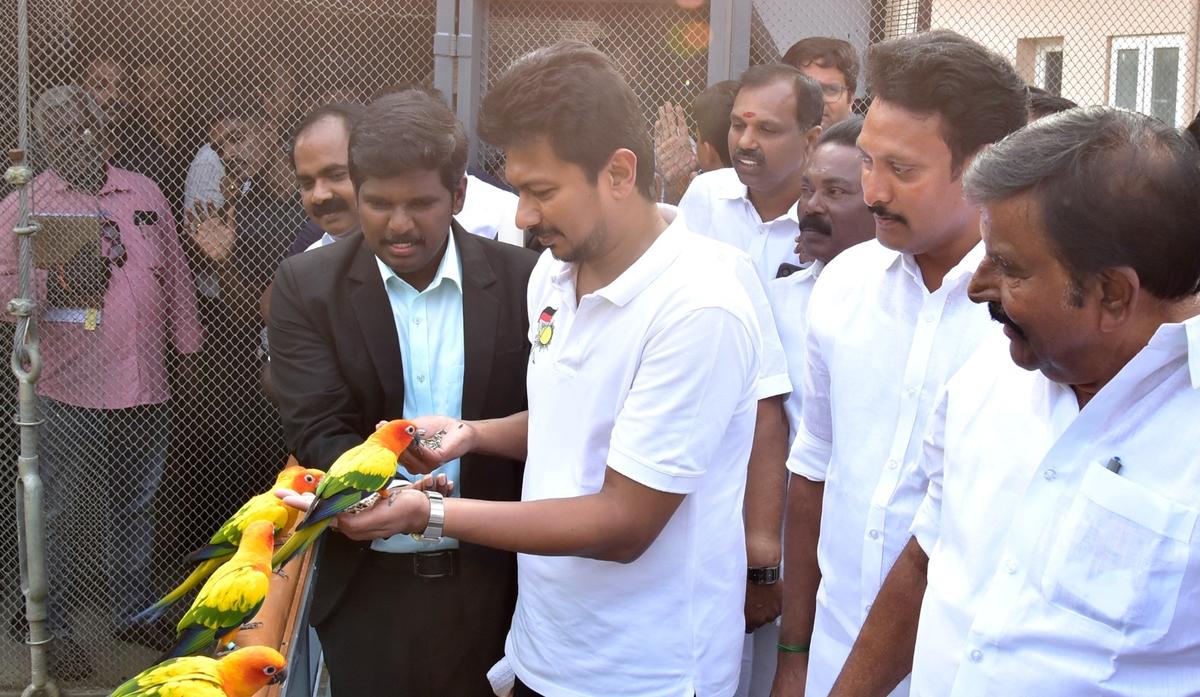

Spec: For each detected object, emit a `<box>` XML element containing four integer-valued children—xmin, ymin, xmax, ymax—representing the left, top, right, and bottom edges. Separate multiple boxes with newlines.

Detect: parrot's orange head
<box><xmin>281</xmin><ymin>466</ymin><xmax>324</xmax><ymax>495</ymax></box>
<box><xmin>242</xmin><ymin>519</ymin><xmax>277</xmax><ymax>550</ymax></box>
<box><xmin>371</xmin><ymin>419</ymin><xmax>420</xmax><ymax>455</ymax></box>
<box><xmin>216</xmin><ymin>645</ymin><xmax>287</xmax><ymax>696</ymax></box>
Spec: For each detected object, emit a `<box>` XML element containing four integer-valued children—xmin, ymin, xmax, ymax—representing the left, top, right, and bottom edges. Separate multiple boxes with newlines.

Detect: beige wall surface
<box><xmin>931</xmin><ymin>0</ymin><xmax>1197</xmax><ymax>123</ymax></box>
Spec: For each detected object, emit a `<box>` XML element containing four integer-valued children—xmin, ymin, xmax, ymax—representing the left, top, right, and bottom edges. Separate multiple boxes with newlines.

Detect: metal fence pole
<box><xmin>8</xmin><ymin>0</ymin><xmax>58</xmax><ymax>694</ymax></box>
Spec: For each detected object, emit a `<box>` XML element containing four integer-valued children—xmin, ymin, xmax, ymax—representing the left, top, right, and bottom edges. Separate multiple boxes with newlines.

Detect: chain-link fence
<box><xmin>3</xmin><ymin>0</ymin><xmax>1196</xmax><ymax>693</ymax></box>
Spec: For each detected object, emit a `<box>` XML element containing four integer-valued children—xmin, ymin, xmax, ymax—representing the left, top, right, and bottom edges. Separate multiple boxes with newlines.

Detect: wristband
<box><xmin>777</xmin><ymin>642</ymin><xmax>809</xmax><ymax>654</ymax></box>
<box><xmin>748</xmin><ymin>565</ymin><xmax>781</xmax><ymax>585</ymax></box>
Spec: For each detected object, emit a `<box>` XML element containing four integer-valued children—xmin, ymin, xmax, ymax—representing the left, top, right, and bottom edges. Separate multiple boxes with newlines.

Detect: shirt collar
<box><xmin>1145</xmin><ymin>313</ymin><xmax>1200</xmax><ymax>389</ymax></box>
<box><xmin>375</xmin><ymin>227</ymin><xmax>463</xmax><ymax>294</ymax></box>
<box><xmin>548</xmin><ymin>217</ymin><xmax>688</xmax><ymax>309</ymax></box>
<box><xmin>715</xmin><ymin>170</ymin><xmax>750</xmax><ymax>201</ymax></box>
<box><xmin>42</xmin><ymin>164</ymin><xmax>134</xmax><ymax>196</ymax></box>
<box><xmin>887</xmin><ymin>241</ymin><xmax>985</xmax><ymax>289</ymax></box>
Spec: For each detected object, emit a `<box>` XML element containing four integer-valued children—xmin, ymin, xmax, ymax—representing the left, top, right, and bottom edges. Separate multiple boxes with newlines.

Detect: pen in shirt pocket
<box><xmin>1104</xmin><ymin>456</ymin><xmax>1123</xmax><ymax>475</ymax></box>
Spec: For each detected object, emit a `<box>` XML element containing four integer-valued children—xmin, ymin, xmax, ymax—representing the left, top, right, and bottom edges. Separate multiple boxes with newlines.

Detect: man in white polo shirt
<box><xmin>779</xmin><ymin>31</ymin><xmax>1028</xmax><ymax>697</ymax></box>
<box><xmin>292</xmin><ymin>42</ymin><xmax>762</xmax><ymax>697</ymax></box>
<box><xmin>829</xmin><ymin>107</ymin><xmax>1200</xmax><ymax>697</ymax></box>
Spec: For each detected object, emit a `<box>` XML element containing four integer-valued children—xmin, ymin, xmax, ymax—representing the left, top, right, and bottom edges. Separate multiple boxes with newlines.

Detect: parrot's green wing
<box><xmin>110</xmin><ymin>655</ymin><xmax>225</xmax><ymax>696</ymax></box>
<box><xmin>182</xmin><ymin>562</ymin><xmax>270</xmax><ymax>633</ymax></box>
<box><xmin>314</xmin><ymin>439</ymin><xmax>397</xmax><ymax>499</ymax></box>
<box><xmin>189</xmin><ymin>493</ymin><xmax>288</xmax><ymax>562</ymax></box>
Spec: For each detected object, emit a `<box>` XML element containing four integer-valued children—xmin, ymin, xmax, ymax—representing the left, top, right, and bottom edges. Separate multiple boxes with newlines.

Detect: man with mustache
<box><xmin>768</xmin><ymin>115</ymin><xmax>875</xmax><ymax>437</ymax></box>
<box><xmin>677</xmin><ymin>62</ymin><xmax>825</xmax><ymax>697</ymax></box>
<box><xmin>772</xmin><ymin>31</ymin><xmax>1028</xmax><ymax>697</ymax></box>
<box><xmin>830</xmin><ymin>107</ymin><xmax>1200</xmax><ymax>697</ymax></box>
<box><xmin>268</xmin><ymin>89</ymin><xmax>537</xmax><ymax>695</ymax></box>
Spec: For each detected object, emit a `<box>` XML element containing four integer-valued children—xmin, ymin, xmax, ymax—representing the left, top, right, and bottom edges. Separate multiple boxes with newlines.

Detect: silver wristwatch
<box><xmin>411</xmin><ymin>491</ymin><xmax>445</xmax><ymax>543</ymax></box>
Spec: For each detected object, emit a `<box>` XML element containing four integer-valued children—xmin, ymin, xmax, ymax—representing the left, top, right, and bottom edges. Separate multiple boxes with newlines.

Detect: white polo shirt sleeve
<box><xmin>786</xmin><ymin>295</ymin><xmax>833</xmax><ymax>480</ymax></box>
<box><xmin>608</xmin><ymin>306</ymin><xmax>758</xmax><ymax>494</ymax></box>
<box><xmin>730</xmin><ymin>253</ymin><xmax>791</xmax><ymax>401</ymax></box>
<box><xmin>910</xmin><ymin>387</ymin><xmax>949</xmax><ymax>554</ymax></box>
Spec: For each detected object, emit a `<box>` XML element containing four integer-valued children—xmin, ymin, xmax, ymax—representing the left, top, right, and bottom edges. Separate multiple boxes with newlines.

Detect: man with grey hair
<box><xmin>0</xmin><ymin>85</ymin><xmax>203</xmax><ymax>679</ymax></box>
<box><xmin>827</xmin><ymin>107</ymin><xmax>1200</xmax><ymax>696</ymax></box>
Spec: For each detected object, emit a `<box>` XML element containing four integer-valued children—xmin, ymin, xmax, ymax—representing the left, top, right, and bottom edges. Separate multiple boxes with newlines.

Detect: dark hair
<box><xmin>349</xmin><ymin>89</ymin><xmax>468</xmax><ymax>192</ymax></box>
<box><xmin>964</xmin><ymin>106</ymin><xmax>1200</xmax><ymax>301</ymax></box>
<box><xmin>737</xmin><ymin>63</ymin><xmax>824</xmax><ymax>130</ymax></box>
<box><xmin>477</xmin><ymin>41</ymin><xmax>656</xmax><ymax>199</ymax></box>
<box><xmin>288</xmin><ymin>102</ymin><xmax>365</xmax><ymax>170</ymax></box>
<box><xmin>1027</xmin><ymin>86</ymin><xmax>1077</xmax><ymax>120</ymax></box>
<box><xmin>1185</xmin><ymin>110</ymin><xmax>1200</xmax><ymax>150</ymax></box>
<box><xmin>692</xmin><ymin>80</ymin><xmax>739</xmax><ymax>167</ymax></box>
<box><xmin>867</xmin><ymin>30</ymin><xmax>1028</xmax><ymax>172</ymax></box>
<box><xmin>817</xmin><ymin>114</ymin><xmax>863</xmax><ymax>148</ymax></box>
<box><xmin>782</xmin><ymin>37</ymin><xmax>861</xmax><ymax>96</ymax></box>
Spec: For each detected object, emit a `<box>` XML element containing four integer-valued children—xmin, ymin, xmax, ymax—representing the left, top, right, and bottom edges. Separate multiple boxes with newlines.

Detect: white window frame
<box><xmin>1109</xmin><ymin>34</ymin><xmax>1187</xmax><ymax>126</ymax></box>
<box><xmin>1034</xmin><ymin>39</ymin><xmax>1064</xmax><ymax>95</ymax></box>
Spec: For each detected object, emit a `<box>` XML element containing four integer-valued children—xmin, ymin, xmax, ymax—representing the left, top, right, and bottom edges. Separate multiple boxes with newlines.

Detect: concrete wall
<box><xmin>932</xmin><ymin>0</ymin><xmax>1198</xmax><ymax>124</ymax></box>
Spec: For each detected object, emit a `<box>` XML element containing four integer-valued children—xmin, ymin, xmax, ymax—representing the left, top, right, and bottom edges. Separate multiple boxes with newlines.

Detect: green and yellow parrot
<box><xmin>110</xmin><ymin>644</ymin><xmax>286</xmax><ymax>697</ymax></box>
<box><xmin>270</xmin><ymin>419</ymin><xmax>420</xmax><ymax>571</ymax></box>
<box><xmin>161</xmin><ymin>519</ymin><xmax>275</xmax><ymax>660</ymax></box>
<box><xmin>135</xmin><ymin>465</ymin><xmax>324</xmax><ymax>624</ymax></box>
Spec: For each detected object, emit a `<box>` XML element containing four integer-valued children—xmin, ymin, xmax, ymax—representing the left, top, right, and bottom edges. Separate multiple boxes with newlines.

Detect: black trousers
<box><xmin>315</xmin><ymin>551</ymin><xmax>507</xmax><ymax>696</ymax></box>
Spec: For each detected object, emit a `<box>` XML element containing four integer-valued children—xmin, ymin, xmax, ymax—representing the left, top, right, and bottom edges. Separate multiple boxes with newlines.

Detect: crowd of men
<box><xmin>1</xmin><ymin>26</ymin><xmax>1198</xmax><ymax>697</ymax></box>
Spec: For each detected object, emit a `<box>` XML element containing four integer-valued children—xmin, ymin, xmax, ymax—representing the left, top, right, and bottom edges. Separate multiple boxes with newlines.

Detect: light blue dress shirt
<box><xmin>371</xmin><ymin>231</ymin><xmax>465</xmax><ymax>553</ymax></box>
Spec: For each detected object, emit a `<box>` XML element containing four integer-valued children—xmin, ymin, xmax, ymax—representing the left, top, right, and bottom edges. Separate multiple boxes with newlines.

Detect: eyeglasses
<box><xmin>819</xmin><ymin>83</ymin><xmax>849</xmax><ymax>101</ymax></box>
<box><xmin>99</xmin><ymin>217</ymin><xmax>126</xmax><ymax>268</ymax></box>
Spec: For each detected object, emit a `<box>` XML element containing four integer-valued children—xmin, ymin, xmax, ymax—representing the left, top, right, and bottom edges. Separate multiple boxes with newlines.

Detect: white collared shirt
<box><xmin>458</xmin><ymin>174</ymin><xmax>523</xmax><ymax>246</ymax></box>
<box><xmin>507</xmin><ymin>216</ymin><xmax>761</xmax><ymax>697</ymax></box>
<box><xmin>677</xmin><ymin>168</ymin><xmax>802</xmax><ymax>285</ymax></box>
<box><xmin>304</xmin><ymin>231</ymin><xmax>339</xmax><ymax>252</ymax></box>
<box><xmin>789</xmin><ymin>239</ymin><xmax>992</xmax><ymax>697</ymax></box>
<box><xmin>909</xmin><ymin>318</ymin><xmax>1200</xmax><ymax>697</ymax></box>
<box><xmin>370</xmin><ymin>231</ymin><xmax>465</xmax><ymax>553</ymax></box>
<box><xmin>769</xmin><ymin>260</ymin><xmax>823</xmax><ymax>437</ymax></box>
<box><xmin>660</xmin><ymin>202</ymin><xmax>790</xmax><ymax>400</ymax></box>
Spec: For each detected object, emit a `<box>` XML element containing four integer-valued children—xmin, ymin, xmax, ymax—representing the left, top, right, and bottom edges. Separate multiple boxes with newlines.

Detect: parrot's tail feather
<box><xmin>133</xmin><ymin>558</ymin><xmax>226</xmax><ymax>623</ymax></box>
<box><xmin>296</xmin><ymin>491</ymin><xmax>367</xmax><ymax>530</ymax></box>
<box><xmin>160</xmin><ymin>626</ymin><xmax>216</xmax><ymax>661</ymax></box>
<box><xmin>185</xmin><ymin>542</ymin><xmax>237</xmax><ymax>563</ymax></box>
<box><xmin>270</xmin><ymin>522</ymin><xmax>326</xmax><ymax>571</ymax></box>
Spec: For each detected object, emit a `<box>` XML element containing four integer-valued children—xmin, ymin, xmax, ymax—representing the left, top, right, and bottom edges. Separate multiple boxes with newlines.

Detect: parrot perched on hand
<box><xmin>161</xmin><ymin>519</ymin><xmax>275</xmax><ymax>660</ymax></box>
<box><xmin>270</xmin><ymin>419</ymin><xmax>421</xmax><ymax>571</ymax></box>
<box><xmin>135</xmin><ymin>465</ymin><xmax>324</xmax><ymax>624</ymax></box>
<box><xmin>109</xmin><ymin>644</ymin><xmax>286</xmax><ymax>697</ymax></box>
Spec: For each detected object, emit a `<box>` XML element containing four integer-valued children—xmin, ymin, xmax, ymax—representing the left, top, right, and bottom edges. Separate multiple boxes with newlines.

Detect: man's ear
<box><xmin>1096</xmin><ymin>266</ymin><xmax>1140</xmax><ymax>333</ymax></box>
<box><xmin>696</xmin><ymin>141</ymin><xmax>723</xmax><ymax>173</ymax></box>
<box><xmin>451</xmin><ymin>174</ymin><xmax>468</xmax><ymax>215</ymax></box>
<box><xmin>604</xmin><ymin>148</ymin><xmax>638</xmax><ymax>200</ymax></box>
<box><xmin>804</xmin><ymin>125</ymin><xmax>823</xmax><ymax>154</ymax></box>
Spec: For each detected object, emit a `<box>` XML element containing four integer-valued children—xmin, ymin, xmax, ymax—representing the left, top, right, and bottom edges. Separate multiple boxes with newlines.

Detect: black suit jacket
<box><xmin>268</xmin><ymin>222</ymin><xmax>537</xmax><ymax>626</ymax></box>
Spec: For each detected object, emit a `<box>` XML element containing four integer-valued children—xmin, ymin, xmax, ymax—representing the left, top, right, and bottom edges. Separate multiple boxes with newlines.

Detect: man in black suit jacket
<box><xmin>268</xmin><ymin>90</ymin><xmax>537</xmax><ymax>695</ymax></box>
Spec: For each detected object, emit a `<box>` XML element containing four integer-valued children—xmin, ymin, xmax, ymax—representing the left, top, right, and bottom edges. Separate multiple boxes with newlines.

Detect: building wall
<box><xmin>932</xmin><ymin>0</ymin><xmax>1198</xmax><ymax>124</ymax></box>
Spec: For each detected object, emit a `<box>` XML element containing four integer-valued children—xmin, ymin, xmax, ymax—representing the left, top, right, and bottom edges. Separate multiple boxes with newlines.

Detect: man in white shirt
<box><xmin>677</xmin><ymin>64</ymin><xmax>824</xmax><ymax>697</ymax></box>
<box><xmin>778</xmin><ymin>31</ymin><xmax>1028</xmax><ymax>697</ymax></box>
<box><xmin>830</xmin><ymin>107</ymin><xmax>1200</xmax><ymax>697</ymax></box>
<box><xmin>290</xmin><ymin>103</ymin><xmax>365</xmax><ymax>250</ymax></box>
<box><xmin>283</xmin><ymin>42</ymin><xmax>763</xmax><ymax>697</ymax></box>
<box><xmin>768</xmin><ymin>115</ymin><xmax>875</xmax><ymax>437</ymax></box>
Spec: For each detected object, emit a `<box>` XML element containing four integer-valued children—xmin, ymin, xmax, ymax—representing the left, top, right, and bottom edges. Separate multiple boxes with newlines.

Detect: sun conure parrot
<box><xmin>161</xmin><ymin>519</ymin><xmax>275</xmax><ymax>660</ymax></box>
<box><xmin>270</xmin><ymin>419</ymin><xmax>420</xmax><ymax>571</ymax></box>
<box><xmin>109</xmin><ymin>644</ymin><xmax>286</xmax><ymax>697</ymax></box>
<box><xmin>134</xmin><ymin>465</ymin><xmax>324</xmax><ymax>624</ymax></box>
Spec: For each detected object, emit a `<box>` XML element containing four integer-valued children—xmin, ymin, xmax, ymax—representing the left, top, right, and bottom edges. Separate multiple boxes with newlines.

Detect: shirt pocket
<box><xmin>1041</xmin><ymin>460</ymin><xmax>1197</xmax><ymax>639</ymax></box>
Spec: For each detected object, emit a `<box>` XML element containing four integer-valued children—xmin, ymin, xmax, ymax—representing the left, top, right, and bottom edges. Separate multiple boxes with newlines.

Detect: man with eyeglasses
<box><xmin>783</xmin><ymin>37</ymin><xmax>861</xmax><ymax>128</ymax></box>
<box><xmin>0</xmin><ymin>85</ymin><xmax>203</xmax><ymax>679</ymax></box>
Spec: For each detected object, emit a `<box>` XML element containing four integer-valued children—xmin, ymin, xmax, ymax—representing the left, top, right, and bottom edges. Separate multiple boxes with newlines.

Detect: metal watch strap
<box><xmin>748</xmin><ymin>565</ymin><xmax>781</xmax><ymax>585</ymax></box>
<box><xmin>414</xmin><ymin>491</ymin><xmax>445</xmax><ymax>543</ymax></box>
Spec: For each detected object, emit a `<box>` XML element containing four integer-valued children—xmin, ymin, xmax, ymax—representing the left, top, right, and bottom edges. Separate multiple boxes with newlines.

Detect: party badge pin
<box><xmin>536</xmin><ymin>306</ymin><xmax>557</xmax><ymax>351</ymax></box>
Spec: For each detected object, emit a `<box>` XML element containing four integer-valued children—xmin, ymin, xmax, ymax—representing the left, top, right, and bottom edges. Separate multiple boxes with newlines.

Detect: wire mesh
<box><xmin>1</xmin><ymin>0</ymin><xmax>436</xmax><ymax>691</ymax></box>
<box><xmin>2</xmin><ymin>0</ymin><xmax>1197</xmax><ymax>692</ymax></box>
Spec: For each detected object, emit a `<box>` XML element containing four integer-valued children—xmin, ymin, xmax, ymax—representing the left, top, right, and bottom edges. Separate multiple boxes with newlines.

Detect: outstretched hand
<box><xmin>390</xmin><ymin>415</ymin><xmax>477</xmax><ymax>474</ymax></box>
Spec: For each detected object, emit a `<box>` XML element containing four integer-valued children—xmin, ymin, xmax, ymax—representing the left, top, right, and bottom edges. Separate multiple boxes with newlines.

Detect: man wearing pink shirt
<box><xmin>0</xmin><ymin>86</ymin><xmax>203</xmax><ymax>678</ymax></box>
